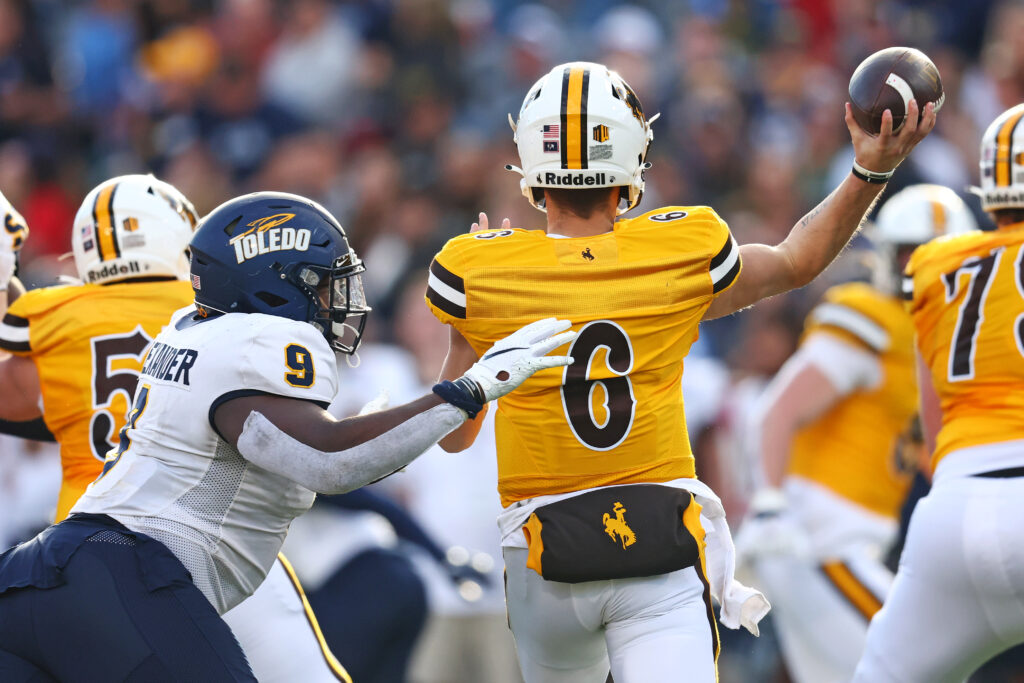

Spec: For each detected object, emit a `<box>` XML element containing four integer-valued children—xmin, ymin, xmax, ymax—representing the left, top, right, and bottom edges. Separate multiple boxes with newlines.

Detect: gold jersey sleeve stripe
<box><xmin>821</xmin><ymin>561</ymin><xmax>883</xmax><ymax>621</ymax></box>
<box><xmin>560</xmin><ymin>66</ymin><xmax>589</xmax><ymax>170</ymax></box>
<box><xmin>995</xmin><ymin>108</ymin><xmax>1024</xmax><ymax>187</ymax></box>
<box><xmin>276</xmin><ymin>553</ymin><xmax>353</xmax><ymax>683</ymax></box>
<box><xmin>92</xmin><ymin>182</ymin><xmax>121</xmax><ymax>262</ymax></box>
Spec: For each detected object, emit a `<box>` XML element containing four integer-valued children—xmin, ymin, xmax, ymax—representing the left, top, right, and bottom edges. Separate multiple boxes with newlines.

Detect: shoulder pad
<box><xmin>7</xmin><ymin>284</ymin><xmax>91</xmax><ymax>319</ymax></box>
<box><xmin>811</xmin><ymin>283</ymin><xmax>892</xmax><ymax>352</ymax></box>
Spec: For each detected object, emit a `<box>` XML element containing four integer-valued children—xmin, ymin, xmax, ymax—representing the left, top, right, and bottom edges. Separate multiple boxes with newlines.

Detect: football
<box><xmin>848</xmin><ymin>47</ymin><xmax>944</xmax><ymax>136</ymax></box>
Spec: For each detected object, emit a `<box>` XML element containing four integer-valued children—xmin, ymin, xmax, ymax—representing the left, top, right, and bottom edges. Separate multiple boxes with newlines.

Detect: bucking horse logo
<box><xmin>602</xmin><ymin>501</ymin><xmax>636</xmax><ymax>548</ymax></box>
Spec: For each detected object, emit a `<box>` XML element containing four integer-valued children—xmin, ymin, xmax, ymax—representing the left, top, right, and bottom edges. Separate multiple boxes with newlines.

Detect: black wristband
<box><xmin>432</xmin><ymin>380</ymin><xmax>484</xmax><ymax>419</ymax></box>
<box><xmin>851</xmin><ymin>160</ymin><xmax>894</xmax><ymax>184</ymax></box>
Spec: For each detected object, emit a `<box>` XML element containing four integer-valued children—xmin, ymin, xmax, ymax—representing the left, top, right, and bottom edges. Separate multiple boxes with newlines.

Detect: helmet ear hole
<box><xmin>222</xmin><ymin>216</ymin><xmax>243</xmax><ymax>238</ymax></box>
<box><xmin>255</xmin><ymin>291</ymin><xmax>289</xmax><ymax>308</ymax></box>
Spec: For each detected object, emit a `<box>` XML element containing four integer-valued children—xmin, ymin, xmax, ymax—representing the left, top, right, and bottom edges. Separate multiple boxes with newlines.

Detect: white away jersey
<box><xmin>72</xmin><ymin>307</ymin><xmax>338</xmax><ymax>613</ymax></box>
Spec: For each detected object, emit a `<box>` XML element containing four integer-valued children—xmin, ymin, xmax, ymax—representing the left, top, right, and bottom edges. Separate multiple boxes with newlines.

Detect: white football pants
<box><xmin>224</xmin><ymin>555</ymin><xmax>351</xmax><ymax>682</ymax></box>
<box><xmin>752</xmin><ymin>548</ymin><xmax>892</xmax><ymax>683</ymax></box>
<box><xmin>854</xmin><ymin>474</ymin><xmax>1024</xmax><ymax>682</ymax></box>
<box><xmin>503</xmin><ymin>547</ymin><xmax>718</xmax><ymax>683</ymax></box>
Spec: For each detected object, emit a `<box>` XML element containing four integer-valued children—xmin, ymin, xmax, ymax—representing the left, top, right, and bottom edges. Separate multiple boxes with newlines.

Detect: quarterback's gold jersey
<box><xmin>905</xmin><ymin>224</ymin><xmax>1024</xmax><ymax>467</ymax></box>
<box><xmin>425</xmin><ymin>206</ymin><xmax>740</xmax><ymax>506</ymax></box>
<box><xmin>0</xmin><ymin>280</ymin><xmax>194</xmax><ymax>520</ymax></box>
<box><xmin>787</xmin><ymin>283</ymin><xmax>918</xmax><ymax>519</ymax></box>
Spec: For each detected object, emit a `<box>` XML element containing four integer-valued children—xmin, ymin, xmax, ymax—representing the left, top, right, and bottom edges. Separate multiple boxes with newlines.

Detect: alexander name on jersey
<box><xmin>140</xmin><ymin>341</ymin><xmax>198</xmax><ymax>386</ymax></box>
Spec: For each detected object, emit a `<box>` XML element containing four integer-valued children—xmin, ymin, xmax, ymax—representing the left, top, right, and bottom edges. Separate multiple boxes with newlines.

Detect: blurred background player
<box><xmin>0</xmin><ymin>177</ymin><xmax>353</xmax><ymax>683</ymax></box>
<box><xmin>0</xmin><ymin>175</ymin><xmax>196</xmax><ymax>519</ymax></box>
<box><xmin>854</xmin><ymin>103</ymin><xmax>1024</xmax><ymax>682</ymax></box>
<box><xmin>737</xmin><ymin>184</ymin><xmax>977</xmax><ymax>683</ymax></box>
<box><xmin>427</xmin><ymin>60</ymin><xmax>933</xmax><ymax>682</ymax></box>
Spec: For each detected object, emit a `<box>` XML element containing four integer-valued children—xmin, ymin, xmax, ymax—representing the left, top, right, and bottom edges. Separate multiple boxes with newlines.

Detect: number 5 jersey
<box><xmin>904</xmin><ymin>223</ymin><xmax>1024</xmax><ymax>471</ymax></box>
<box><xmin>0</xmin><ymin>281</ymin><xmax>194</xmax><ymax>520</ymax></box>
<box><xmin>425</xmin><ymin>206</ymin><xmax>741</xmax><ymax>506</ymax></box>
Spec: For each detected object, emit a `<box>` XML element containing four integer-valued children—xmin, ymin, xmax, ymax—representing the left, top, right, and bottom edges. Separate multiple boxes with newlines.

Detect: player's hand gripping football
<box><xmin>846</xmin><ymin>98</ymin><xmax>936</xmax><ymax>174</ymax></box>
<box><xmin>0</xmin><ymin>190</ymin><xmax>28</xmax><ymax>290</ymax></box>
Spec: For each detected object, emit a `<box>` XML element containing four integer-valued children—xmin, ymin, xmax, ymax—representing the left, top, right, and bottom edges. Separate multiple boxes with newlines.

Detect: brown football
<box><xmin>848</xmin><ymin>47</ymin><xmax>944</xmax><ymax>136</ymax></box>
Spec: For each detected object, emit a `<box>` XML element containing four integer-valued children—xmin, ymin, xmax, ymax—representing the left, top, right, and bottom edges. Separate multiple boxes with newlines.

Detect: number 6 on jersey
<box><xmin>560</xmin><ymin>321</ymin><xmax>636</xmax><ymax>450</ymax></box>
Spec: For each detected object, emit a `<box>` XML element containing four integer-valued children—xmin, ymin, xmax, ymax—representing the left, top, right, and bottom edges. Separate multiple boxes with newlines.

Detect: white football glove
<box><xmin>435</xmin><ymin>318</ymin><xmax>576</xmax><ymax>417</ymax></box>
<box><xmin>0</xmin><ymin>191</ymin><xmax>28</xmax><ymax>290</ymax></box>
<box><xmin>734</xmin><ymin>488</ymin><xmax>812</xmax><ymax>567</ymax></box>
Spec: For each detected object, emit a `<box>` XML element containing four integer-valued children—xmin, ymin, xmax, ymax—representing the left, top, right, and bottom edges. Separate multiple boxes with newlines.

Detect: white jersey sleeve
<box><xmin>800</xmin><ymin>331</ymin><xmax>882</xmax><ymax>395</ymax></box>
<box><xmin>212</xmin><ymin>317</ymin><xmax>338</xmax><ymax>421</ymax></box>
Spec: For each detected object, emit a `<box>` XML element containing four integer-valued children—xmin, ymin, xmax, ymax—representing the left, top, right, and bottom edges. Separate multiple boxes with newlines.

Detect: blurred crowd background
<box><xmin>2</xmin><ymin>0</ymin><xmax>1023</xmax><ymax>681</ymax></box>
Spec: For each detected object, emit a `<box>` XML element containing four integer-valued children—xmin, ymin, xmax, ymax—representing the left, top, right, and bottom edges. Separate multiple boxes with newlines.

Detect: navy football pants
<box><xmin>0</xmin><ymin>518</ymin><xmax>255</xmax><ymax>682</ymax></box>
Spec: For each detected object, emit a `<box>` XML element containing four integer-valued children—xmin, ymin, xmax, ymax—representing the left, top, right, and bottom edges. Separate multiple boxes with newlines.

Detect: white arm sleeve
<box><xmin>235</xmin><ymin>403</ymin><xmax>466</xmax><ymax>494</ymax></box>
<box><xmin>800</xmin><ymin>332</ymin><xmax>883</xmax><ymax>395</ymax></box>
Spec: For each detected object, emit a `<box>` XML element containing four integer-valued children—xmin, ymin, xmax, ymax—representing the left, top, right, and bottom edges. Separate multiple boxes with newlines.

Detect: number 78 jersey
<box><xmin>425</xmin><ymin>206</ymin><xmax>741</xmax><ymax>506</ymax></box>
<box><xmin>905</xmin><ymin>224</ymin><xmax>1024</xmax><ymax>467</ymax></box>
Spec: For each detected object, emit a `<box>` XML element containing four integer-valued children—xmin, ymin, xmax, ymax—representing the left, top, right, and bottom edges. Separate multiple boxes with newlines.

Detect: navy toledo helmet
<box><xmin>189</xmin><ymin>191</ymin><xmax>369</xmax><ymax>354</ymax></box>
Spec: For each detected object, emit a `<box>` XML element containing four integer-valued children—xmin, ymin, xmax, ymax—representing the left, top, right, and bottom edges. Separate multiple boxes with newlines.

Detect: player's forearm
<box><xmin>760</xmin><ymin>414</ymin><xmax>798</xmax><ymax>488</ymax></box>
<box><xmin>916</xmin><ymin>352</ymin><xmax>942</xmax><ymax>457</ymax></box>
<box><xmin>438</xmin><ymin>404</ymin><xmax>487</xmax><ymax>452</ymax></box>
<box><xmin>0</xmin><ymin>355</ymin><xmax>43</xmax><ymax>421</ymax></box>
<box><xmin>757</xmin><ymin>358</ymin><xmax>843</xmax><ymax>487</ymax></box>
<box><xmin>237</xmin><ymin>402</ymin><xmax>466</xmax><ymax>494</ymax></box>
<box><xmin>437</xmin><ymin>324</ymin><xmax>486</xmax><ymax>451</ymax></box>
<box><xmin>776</xmin><ymin>174</ymin><xmax>884</xmax><ymax>291</ymax></box>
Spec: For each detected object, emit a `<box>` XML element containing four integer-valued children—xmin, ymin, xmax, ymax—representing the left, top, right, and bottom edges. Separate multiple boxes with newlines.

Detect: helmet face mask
<box><xmin>971</xmin><ymin>103</ymin><xmax>1024</xmax><ymax>212</ymax></box>
<box><xmin>189</xmin><ymin>191</ymin><xmax>371</xmax><ymax>355</ymax></box>
<box><xmin>509</xmin><ymin>61</ymin><xmax>656</xmax><ymax>216</ymax></box>
<box><xmin>295</xmin><ymin>254</ymin><xmax>370</xmax><ymax>354</ymax></box>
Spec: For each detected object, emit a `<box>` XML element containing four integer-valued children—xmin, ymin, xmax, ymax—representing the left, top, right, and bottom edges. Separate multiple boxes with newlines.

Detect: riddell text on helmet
<box><xmin>541</xmin><ymin>172</ymin><xmax>612</xmax><ymax>186</ymax></box>
<box><xmin>88</xmin><ymin>261</ymin><xmax>141</xmax><ymax>282</ymax></box>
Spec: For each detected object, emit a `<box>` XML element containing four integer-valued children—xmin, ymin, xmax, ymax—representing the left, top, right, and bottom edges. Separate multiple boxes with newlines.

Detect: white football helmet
<box><xmin>507</xmin><ymin>61</ymin><xmax>657</xmax><ymax>215</ymax></box>
<box><xmin>971</xmin><ymin>103</ymin><xmax>1024</xmax><ymax>212</ymax></box>
<box><xmin>72</xmin><ymin>174</ymin><xmax>198</xmax><ymax>285</ymax></box>
<box><xmin>873</xmin><ymin>183</ymin><xmax>978</xmax><ymax>292</ymax></box>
